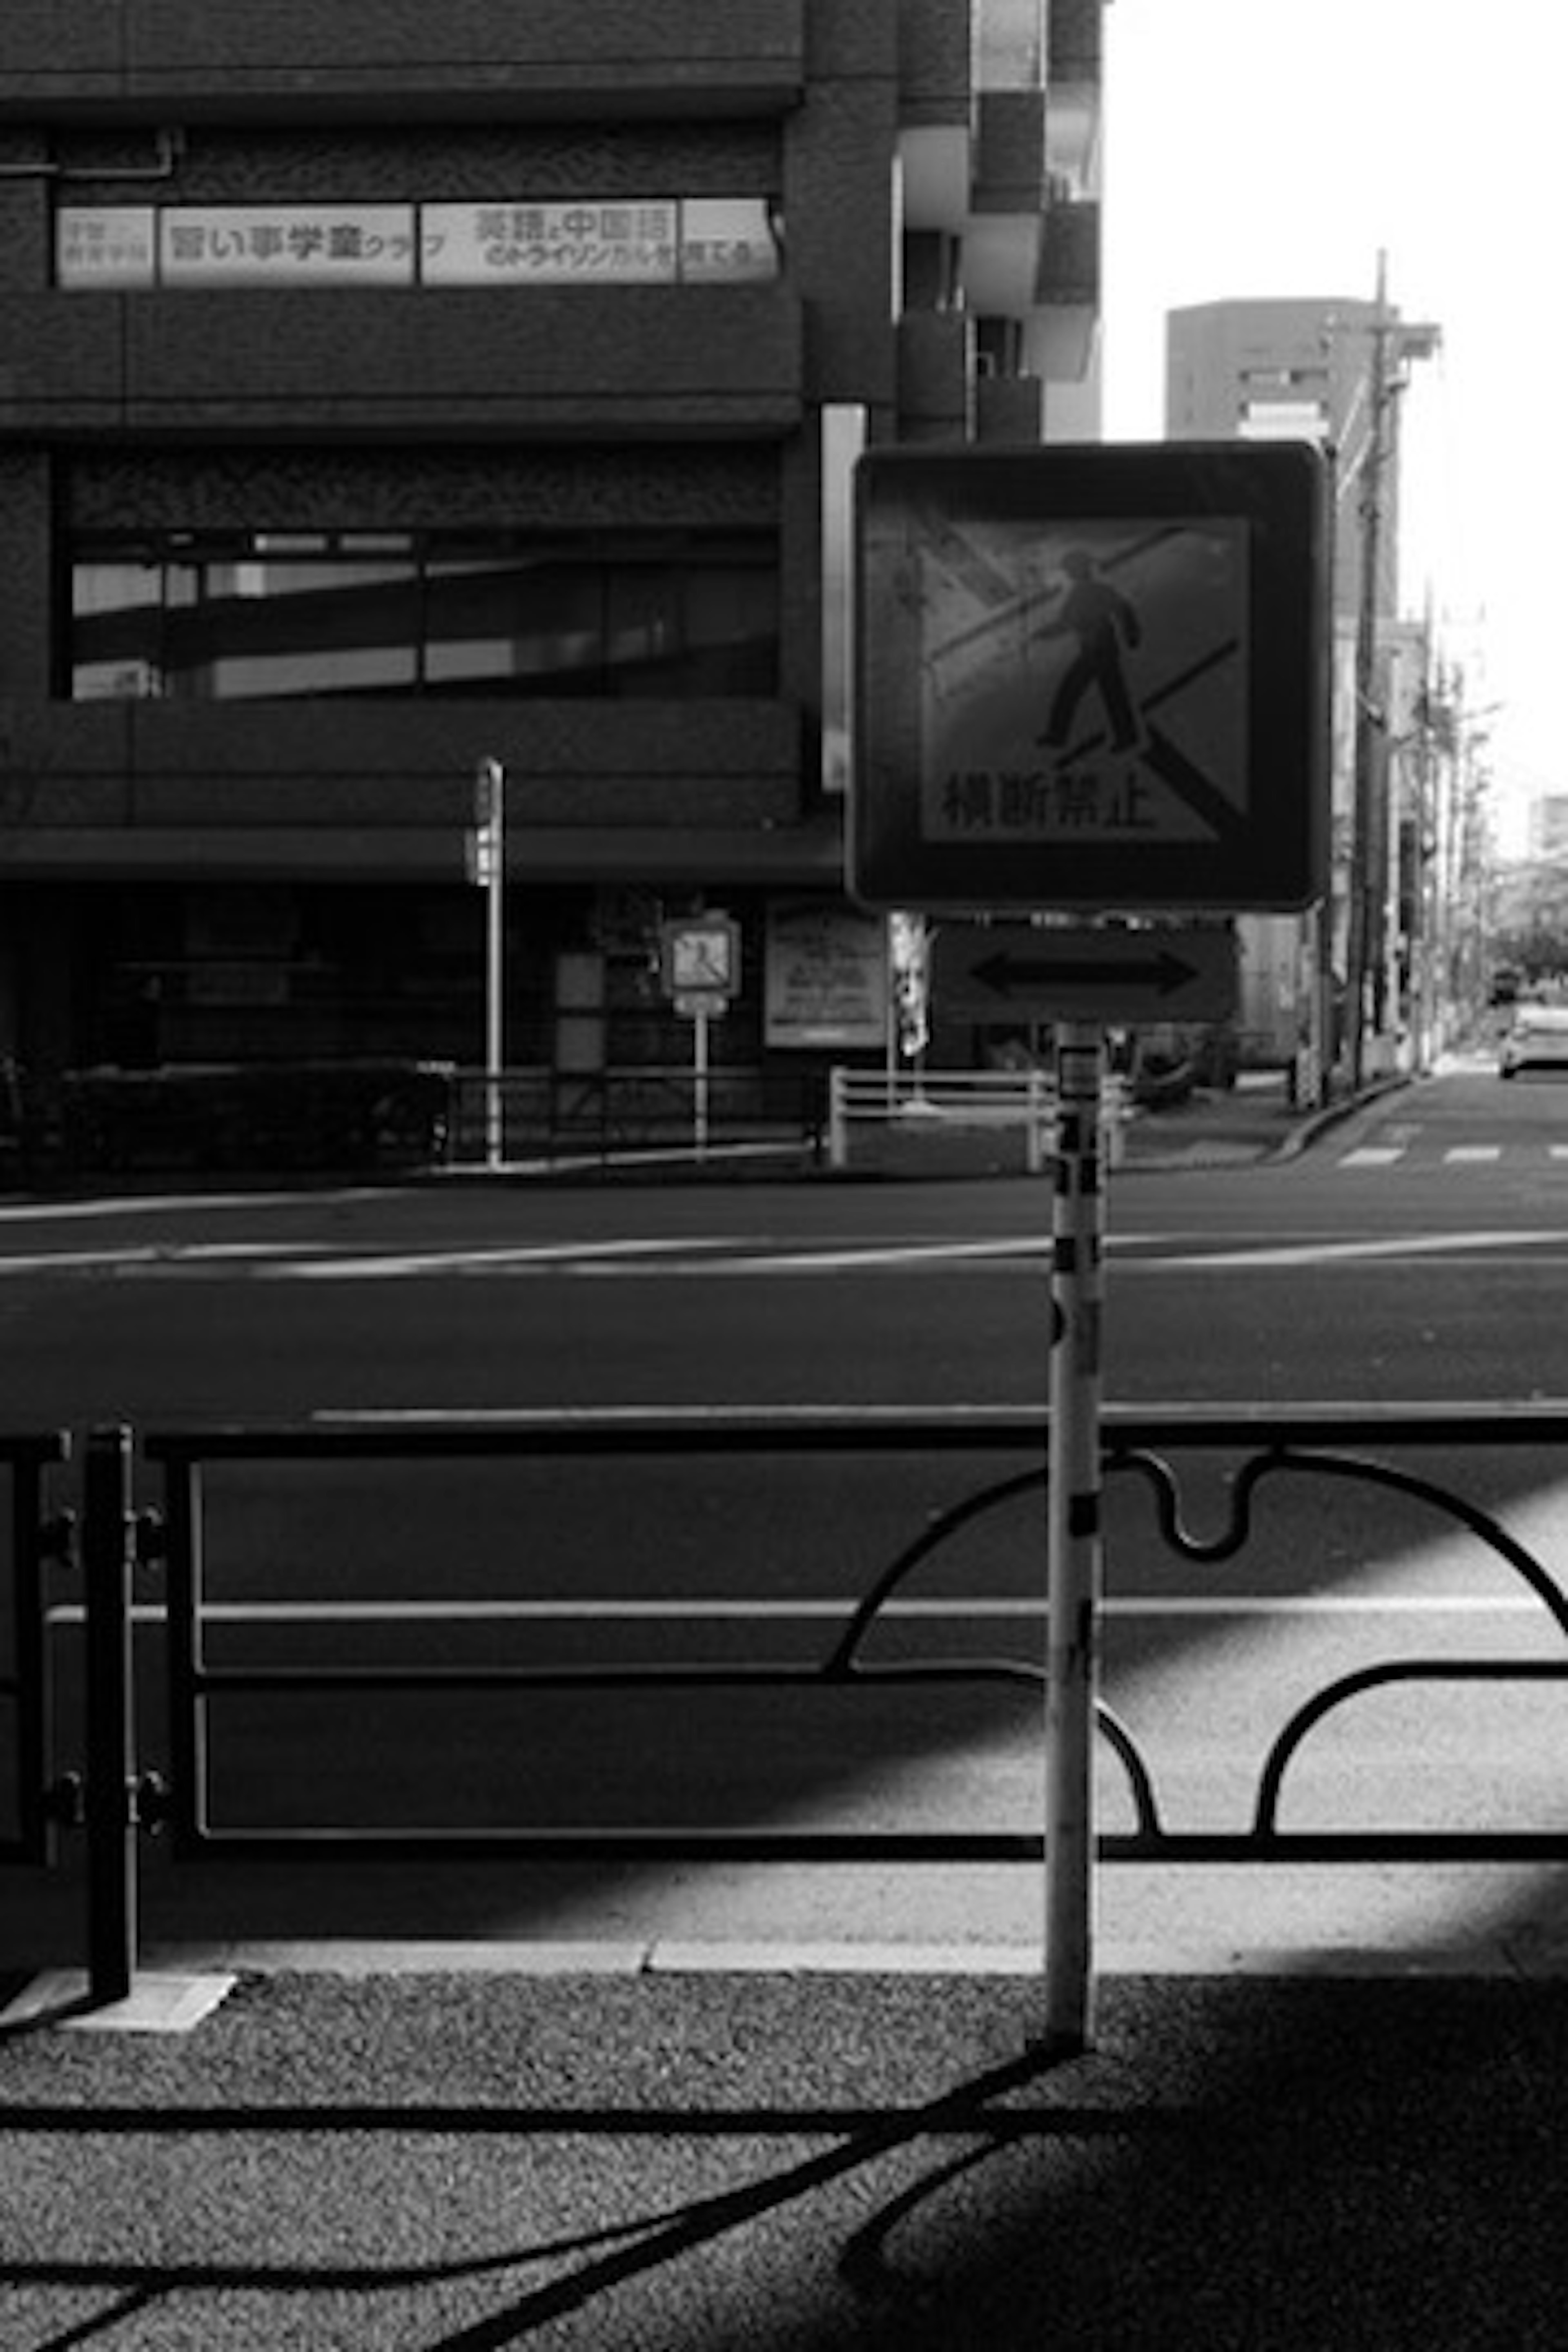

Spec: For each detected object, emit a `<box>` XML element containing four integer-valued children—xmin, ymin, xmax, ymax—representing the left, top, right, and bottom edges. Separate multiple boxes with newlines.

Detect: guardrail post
<box><xmin>82</xmin><ymin>1423</ymin><xmax>138</xmax><ymax>2007</ymax></box>
<box><xmin>827</xmin><ymin>1067</ymin><xmax>848</xmax><ymax>1169</ymax></box>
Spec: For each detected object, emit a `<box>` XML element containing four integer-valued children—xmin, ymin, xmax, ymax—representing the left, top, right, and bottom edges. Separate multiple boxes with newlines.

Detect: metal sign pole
<box><xmin>479</xmin><ymin>758</ymin><xmax>506</xmax><ymax>1172</ymax></box>
<box><xmin>693</xmin><ymin>1007</ymin><xmax>710</xmax><ymax>1161</ymax></box>
<box><xmin>1043</xmin><ymin>1019</ymin><xmax>1106</xmax><ymax>2055</ymax></box>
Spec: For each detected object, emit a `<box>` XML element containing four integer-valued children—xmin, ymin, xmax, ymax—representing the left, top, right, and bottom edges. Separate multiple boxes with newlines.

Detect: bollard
<box><xmin>82</xmin><ymin>1423</ymin><xmax>137</xmax><ymax>2007</ymax></box>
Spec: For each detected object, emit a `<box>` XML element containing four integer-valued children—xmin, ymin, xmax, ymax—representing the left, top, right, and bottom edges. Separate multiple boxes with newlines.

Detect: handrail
<box><xmin>826</xmin><ymin>1065</ymin><xmax>1127</xmax><ymax>1171</ymax></box>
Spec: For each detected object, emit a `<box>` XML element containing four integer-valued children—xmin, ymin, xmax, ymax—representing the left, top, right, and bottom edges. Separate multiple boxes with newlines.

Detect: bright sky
<box><xmin>1102</xmin><ymin>0</ymin><xmax>1563</xmax><ymax>855</ymax></box>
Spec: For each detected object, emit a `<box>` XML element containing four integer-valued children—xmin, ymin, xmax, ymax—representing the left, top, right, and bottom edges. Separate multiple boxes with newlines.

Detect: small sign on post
<box><xmin>474</xmin><ymin>757</ymin><xmax>506</xmax><ymax>1171</ymax></box>
<box><xmin>660</xmin><ymin>915</ymin><xmax>741</xmax><ymax>1159</ymax></box>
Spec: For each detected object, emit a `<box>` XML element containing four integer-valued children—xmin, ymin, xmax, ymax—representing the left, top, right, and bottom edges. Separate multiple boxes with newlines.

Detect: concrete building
<box><xmin>0</xmin><ymin>2</ymin><xmax>1108</xmax><ymax>1145</ymax></box>
<box><xmin>1165</xmin><ymin>294</ymin><xmax>1438</xmax><ymax>1078</ymax></box>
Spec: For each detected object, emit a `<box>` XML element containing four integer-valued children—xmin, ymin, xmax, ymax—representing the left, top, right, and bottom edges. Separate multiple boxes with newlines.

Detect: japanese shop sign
<box><xmin>59</xmin><ymin>198</ymin><xmax>778</xmax><ymax>291</ymax></box>
<box><xmin>421</xmin><ymin>198</ymin><xmax>777</xmax><ymax>285</ymax></box>
<box><xmin>678</xmin><ymin>199</ymin><xmax>779</xmax><ymax>283</ymax></box>
<box><xmin>422</xmin><ymin>201</ymin><xmax>677</xmax><ymax>284</ymax></box>
<box><xmin>157</xmin><ymin>206</ymin><xmax>416</xmax><ymax>285</ymax></box>
<box><xmin>851</xmin><ymin>443</ymin><xmax>1329</xmax><ymax>913</ymax></box>
<box><xmin>56</xmin><ymin>207</ymin><xmax>157</xmax><ymax>288</ymax></box>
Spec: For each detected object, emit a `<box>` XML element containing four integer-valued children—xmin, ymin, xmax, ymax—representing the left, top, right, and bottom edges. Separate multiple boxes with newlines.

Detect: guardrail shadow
<box><xmin>0</xmin><ymin>1971</ymin><xmax>1562</xmax><ymax>2348</ymax></box>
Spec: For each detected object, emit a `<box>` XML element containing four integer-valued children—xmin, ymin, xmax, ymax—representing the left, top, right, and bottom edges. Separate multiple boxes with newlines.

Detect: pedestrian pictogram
<box><xmin>851</xmin><ymin>443</ymin><xmax>1328</xmax><ymax>912</ymax></box>
<box><xmin>1036</xmin><ymin>547</ymin><xmax>1145</xmax><ymax>760</ymax></box>
<box><xmin>659</xmin><ymin>915</ymin><xmax>741</xmax><ymax>1000</ymax></box>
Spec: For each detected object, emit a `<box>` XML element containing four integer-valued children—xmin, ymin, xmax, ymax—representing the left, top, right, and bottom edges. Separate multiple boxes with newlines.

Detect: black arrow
<box><xmin>969</xmin><ymin>949</ymin><xmax>1199</xmax><ymax>999</ymax></box>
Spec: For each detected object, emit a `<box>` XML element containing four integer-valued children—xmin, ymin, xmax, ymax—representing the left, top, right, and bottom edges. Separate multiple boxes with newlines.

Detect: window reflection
<box><xmin>71</xmin><ymin>531</ymin><xmax>779</xmax><ymax>701</ymax></box>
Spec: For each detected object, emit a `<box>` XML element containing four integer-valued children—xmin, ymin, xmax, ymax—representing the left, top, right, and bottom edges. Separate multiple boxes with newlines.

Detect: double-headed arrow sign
<box><xmin>933</xmin><ymin>922</ymin><xmax>1237</xmax><ymax>1025</ymax></box>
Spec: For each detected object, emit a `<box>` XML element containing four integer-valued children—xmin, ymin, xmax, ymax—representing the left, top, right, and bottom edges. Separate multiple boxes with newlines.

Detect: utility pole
<box><xmin>1346</xmin><ymin>255</ymin><xmax>1393</xmax><ymax>1094</ymax></box>
<box><xmin>1344</xmin><ymin>254</ymin><xmax>1441</xmax><ymax>1093</ymax></box>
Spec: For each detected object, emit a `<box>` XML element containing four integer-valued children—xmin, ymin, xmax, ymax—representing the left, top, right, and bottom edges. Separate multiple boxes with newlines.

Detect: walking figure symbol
<box><xmin>1035</xmin><ymin>548</ymin><xmax>1144</xmax><ymax>758</ymax></box>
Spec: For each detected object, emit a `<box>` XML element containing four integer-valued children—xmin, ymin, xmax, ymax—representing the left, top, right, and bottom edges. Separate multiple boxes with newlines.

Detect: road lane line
<box><xmin>49</xmin><ymin>1594</ymin><xmax>1555</xmax><ymax>1626</ymax></box>
<box><xmin>1128</xmin><ymin>1229</ymin><xmax>1567</xmax><ymax>1272</ymax></box>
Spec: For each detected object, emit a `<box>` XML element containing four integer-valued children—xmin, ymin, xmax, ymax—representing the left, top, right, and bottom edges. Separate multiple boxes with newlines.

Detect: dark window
<box><xmin>70</xmin><ymin>530</ymin><xmax>780</xmax><ymax>701</ymax></box>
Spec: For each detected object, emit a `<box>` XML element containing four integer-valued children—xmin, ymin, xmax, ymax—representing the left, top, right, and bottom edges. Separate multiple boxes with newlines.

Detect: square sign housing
<box><xmin>851</xmin><ymin>442</ymin><xmax>1329</xmax><ymax>913</ymax></box>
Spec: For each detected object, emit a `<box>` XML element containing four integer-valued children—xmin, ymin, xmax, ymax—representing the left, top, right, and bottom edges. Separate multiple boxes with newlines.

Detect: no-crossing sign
<box><xmin>850</xmin><ymin>442</ymin><xmax>1329</xmax><ymax>913</ymax></box>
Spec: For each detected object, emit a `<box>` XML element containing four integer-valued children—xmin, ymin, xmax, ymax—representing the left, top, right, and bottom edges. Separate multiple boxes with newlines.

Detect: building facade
<box><xmin>0</xmin><ymin>1</ymin><xmax>1107</xmax><ymax>1134</ymax></box>
<box><xmin>1165</xmin><ymin>293</ymin><xmax>1439</xmax><ymax>1079</ymax></box>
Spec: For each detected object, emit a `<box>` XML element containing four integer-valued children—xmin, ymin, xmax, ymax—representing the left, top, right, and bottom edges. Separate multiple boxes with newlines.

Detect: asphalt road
<box><xmin>3</xmin><ymin>1060</ymin><xmax>1568</xmax><ymax>1966</ymax></box>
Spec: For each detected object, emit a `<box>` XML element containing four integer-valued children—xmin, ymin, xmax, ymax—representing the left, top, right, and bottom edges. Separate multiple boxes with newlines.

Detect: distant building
<box><xmin>0</xmin><ymin>4</ymin><xmax>1109</xmax><ymax>1111</ymax></box>
<box><xmin>1167</xmin><ymin>296</ymin><xmax>1409</xmax><ymax>618</ymax></box>
<box><xmin>1165</xmin><ymin>295</ymin><xmax>1435</xmax><ymax>1075</ymax></box>
<box><xmin>1528</xmin><ymin>796</ymin><xmax>1568</xmax><ymax>859</ymax></box>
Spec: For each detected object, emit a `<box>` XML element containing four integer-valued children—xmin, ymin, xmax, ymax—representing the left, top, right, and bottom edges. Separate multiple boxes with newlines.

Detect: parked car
<box><xmin>1499</xmin><ymin>1004</ymin><xmax>1568</xmax><ymax>1078</ymax></box>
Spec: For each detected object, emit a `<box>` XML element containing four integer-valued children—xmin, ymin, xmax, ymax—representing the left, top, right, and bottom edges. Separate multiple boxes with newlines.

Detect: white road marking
<box><xmin>1339</xmin><ymin>1146</ymin><xmax>1406</xmax><ymax>1166</ymax></box>
<box><xmin>259</xmin><ymin>1236</ymin><xmax>740</xmax><ymax>1280</ymax></box>
<box><xmin>1444</xmin><ymin>1145</ymin><xmax>1503</xmax><ymax>1163</ymax></box>
<box><xmin>1118</xmin><ymin>1229</ymin><xmax>1566</xmax><ymax>1272</ymax></box>
<box><xmin>48</xmin><ymin>1593</ymin><xmax>1554</xmax><ymax>1627</ymax></box>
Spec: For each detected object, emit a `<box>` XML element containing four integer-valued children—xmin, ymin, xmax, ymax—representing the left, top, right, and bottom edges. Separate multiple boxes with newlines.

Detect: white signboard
<box><xmin>678</xmin><ymin>200</ymin><xmax>779</xmax><ymax>283</ymax></box>
<box><xmin>158</xmin><ymin>207</ymin><xmax>416</xmax><ymax>286</ymax></box>
<box><xmin>765</xmin><ymin>902</ymin><xmax>888</xmax><ymax>1049</ymax></box>
<box><xmin>59</xmin><ymin>198</ymin><xmax>779</xmax><ymax>292</ymax></box>
<box><xmin>57</xmin><ymin>207</ymin><xmax>157</xmax><ymax>288</ymax></box>
<box><xmin>422</xmin><ymin>201</ymin><xmax>677</xmax><ymax>284</ymax></box>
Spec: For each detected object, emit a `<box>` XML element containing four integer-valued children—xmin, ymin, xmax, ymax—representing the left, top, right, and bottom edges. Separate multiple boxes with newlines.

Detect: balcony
<box><xmin>976</xmin><ymin>1</ymin><xmax>1049</xmax><ymax>91</ymax></box>
<box><xmin>1027</xmin><ymin>196</ymin><xmax>1100</xmax><ymax>382</ymax></box>
<box><xmin>0</xmin><ymin>1</ymin><xmax>806</xmax><ymax>122</ymax></box>
<box><xmin>897</xmin><ymin>310</ymin><xmax>973</xmax><ymax>442</ymax></box>
<box><xmin>0</xmin><ymin>283</ymin><xmax>804</xmax><ymax>439</ymax></box>
<box><xmin>1047</xmin><ymin>0</ymin><xmax>1104</xmax><ymax>84</ymax></box>
<box><xmin>1046</xmin><ymin>0</ymin><xmax>1105</xmax><ymax>191</ymax></box>
<box><xmin>973</xmin><ymin>88</ymin><xmax>1050</xmax><ymax>214</ymax></box>
<box><xmin>976</xmin><ymin>368</ymin><xmax>1045</xmax><ymax>443</ymax></box>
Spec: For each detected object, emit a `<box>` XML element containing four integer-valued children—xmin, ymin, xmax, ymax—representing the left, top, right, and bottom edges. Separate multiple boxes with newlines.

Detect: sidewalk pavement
<box><xmin>1</xmin><ymin>1960</ymin><xmax>1563</xmax><ymax>2349</ymax></box>
<box><xmin>1119</xmin><ymin>1065</ymin><xmax>1348</xmax><ymax>1169</ymax></box>
<box><xmin>813</xmin><ymin>1067</ymin><xmax>1390</xmax><ymax>1184</ymax></box>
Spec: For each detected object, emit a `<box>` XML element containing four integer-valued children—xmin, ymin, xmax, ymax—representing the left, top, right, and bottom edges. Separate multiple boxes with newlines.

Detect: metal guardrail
<box><xmin>137</xmin><ymin>1403</ymin><xmax>1568</xmax><ymax>1869</ymax></box>
<box><xmin>443</xmin><ymin>1067</ymin><xmax>826</xmax><ymax>1169</ymax></box>
<box><xmin>0</xmin><ymin>1432</ymin><xmax>71</xmax><ymax>1868</ymax></box>
<box><xmin>825</xmin><ymin>1067</ymin><xmax>1129</xmax><ymax>1172</ymax></box>
<box><xmin>16</xmin><ymin>1405</ymin><xmax>1568</xmax><ymax>2000</ymax></box>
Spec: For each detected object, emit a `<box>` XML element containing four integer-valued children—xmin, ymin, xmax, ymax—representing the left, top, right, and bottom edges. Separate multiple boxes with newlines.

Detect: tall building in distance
<box><xmin>0</xmin><ymin>2</ymin><xmax>1109</xmax><ymax>1142</ymax></box>
<box><xmin>1164</xmin><ymin>291</ymin><xmax>1441</xmax><ymax>1080</ymax></box>
<box><xmin>1167</xmin><ymin>296</ymin><xmax>1416</xmax><ymax>617</ymax></box>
